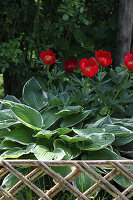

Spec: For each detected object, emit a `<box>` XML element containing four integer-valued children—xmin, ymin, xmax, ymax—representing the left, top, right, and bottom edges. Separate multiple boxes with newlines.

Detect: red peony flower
<box><xmin>40</xmin><ymin>50</ymin><xmax>56</xmax><ymax>65</ymax></box>
<box><xmin>124</xmin><ymin>53</ymin><xmax>133</xmax><ymax>71</ymax></box>
<box><xmin>95</xmin><ymin>50</ymin><xmax>112</xmax><ymax>67</ymax></box>
<box><xmin>79</xmin><ymin>58</ymin><xmax>99</xmax><ymax>77</ymax></box>
<box><xmin>64</xmin><ymin>58</ymin><xmax>78</xmax><ymax>72</ymax></box>
<box><xmin>131</xmin><ymin>46</ymin><xmax>133</xmax><ymax>54</ymax></box>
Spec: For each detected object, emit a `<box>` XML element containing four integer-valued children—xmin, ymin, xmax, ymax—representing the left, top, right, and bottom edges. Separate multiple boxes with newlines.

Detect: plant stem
<box><xmin>107</xmin><ymin>73</ymin><xmax>130</xmax><ymax>116</ymax></box>
<box><xmin>82</xmin><ymin>77</ymin><xmax>89</xmax><ymax>105</ymax></box>
<box><xmin>98</xmin><ymin>65</ymin><xmax>103</xmax><ymax>90</ymax></box>
<box><xmin>113</xmin><ymin>73</ymin><xmax>130</xmax><ymax>101</ymax></box>
<box><xmin>65</xmin><ymin>24</ymin><xmax>72</xmax><ymax>60</ymax></box>
<box><xmin>82</xmin><ymin>87</ymin><xmax>87</xmax><ymax>105</ymax></box>
<box><xmin>47</xmin><ymin>66</ymin><xmax>52</xmax><ymax>90</ymax></box>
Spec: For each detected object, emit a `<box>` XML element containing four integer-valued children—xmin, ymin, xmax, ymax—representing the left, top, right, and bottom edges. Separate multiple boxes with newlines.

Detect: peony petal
<box><xmin>64</xmin><ymin>58</ymin><xmax>78</xmax><ymax>72</ymax></box>
<box><xmin>95</xmin><ymin>50</ymin><xmax>112</xmax><ymax>67</ymax></box>
<box><xmin>39</xmin><ymin>50</ymin><xmax>56</xmax><ymax>65</ymax></box>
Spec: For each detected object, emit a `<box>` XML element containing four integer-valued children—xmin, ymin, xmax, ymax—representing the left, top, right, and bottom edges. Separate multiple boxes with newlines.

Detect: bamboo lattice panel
<box><xmin>0</xmin><ymin>160</ymin><xmax>133</xmax><ymax>200</ymax></box>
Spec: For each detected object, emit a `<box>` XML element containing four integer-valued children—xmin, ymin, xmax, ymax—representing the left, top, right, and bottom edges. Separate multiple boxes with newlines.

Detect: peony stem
<box><xmin>82</xmin><ymin>77</ymin><xmax>89</xmax><ymax>105</ymax></box>
<box><xmin>98</xmin><ymin>65</ymin><xmax>103</xmax><ymax>90</ymax></box>
<box><xmin>113</xmin><ymin>73</ymin><xmax>130</xmax><ymax>101</ymax></box>
<box><xmin>47</xmin><ymin>66</ymin><xmax>52</xmax><ymax>90</ymax></box>
<box><xmin>82</xmin><ymin>87</ymin><xmax>87</xmax><ymax>105</ymax></box>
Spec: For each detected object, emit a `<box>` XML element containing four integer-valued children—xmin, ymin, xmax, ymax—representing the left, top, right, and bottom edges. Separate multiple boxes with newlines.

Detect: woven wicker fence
<box><xmin>0</xmin><ymin>160</ymin><xmax>133</xmax><ymax>200</ymax></box>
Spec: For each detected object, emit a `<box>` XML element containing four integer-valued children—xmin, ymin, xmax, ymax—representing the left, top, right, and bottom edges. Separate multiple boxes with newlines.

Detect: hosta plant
<box><xmin>0</xmin><ymin>75</ymin><xmax>133</xmax><ymax>191</ymax></box>
<box><xmin>0</xmin><ymin>48</ymin><xmax>133</xmax><ymax>191</ymax></box>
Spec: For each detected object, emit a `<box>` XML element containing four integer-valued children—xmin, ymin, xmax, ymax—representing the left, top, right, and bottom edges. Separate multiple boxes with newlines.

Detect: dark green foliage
<box><xmin>0</xmin><ymin>0</ymin><xmax>119</xmax><ymax>96</ymax></box>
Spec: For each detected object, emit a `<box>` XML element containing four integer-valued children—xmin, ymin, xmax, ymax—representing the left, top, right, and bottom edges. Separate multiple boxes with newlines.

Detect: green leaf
<box><xmin>63</xmin><ymin>14</ymin><xmax>68</xmax><ymax>21</ymax></box>
<box><xmin>0</xmin><ymin>128</ymin><xmax>10</xmax><ymax>136</ymax></box>
<box><xmin>11</xmin><ymin>104</ymin><xmax>43</xmax><ymax>130</ymax></box>
<box><xmin>113</xmin><ymin>135</ymin><xmax>133</xmax><ymax>146</ymax></box>
<box><xmin>41</xmin><ymin>107</ymin><xmax>60</xmax><ymax>129</ymax></box>
<box><xmin>60</xmin><ymin>135</ymin><xmax>88</xmax><ymax>144</ymax></box>
<box><xmin>34</xmin><ymin>130</ymin><xmax>57</xmax><ymax>139</ymax></box>
<box><xmin>125</xmin><ymin>103</ymin><xmax>133</xmax><ymax>116</ymax></box>
<box><xmin>82</xmin><ymin>148</ymin><xmax>119</xmax><ymax>160</ymax></box>
<box><xmin>55</xmin><ymin>128</ymin><xmax>72</xmax><ymax>135</ymax></box>
<box><xmin>4</xmin><ymin>95</ymin><xmax>20</xmax><ymax>103</ymax></box>
<box><xmin>77</xmin><ymin>133</ymin><xmax>115</xmax><ymax>151</ymax></box>
<box><xmin>2</xmin><ymin>168</ymin><xmax>28</xmax><ymax>190</ymax></box>
<box><xmin>114</xmin><ymin>174</ymin><xmax>131</xmax><ymax>188</ymax></box>
<box><xmin>112</xmin><ymin>118</ymin><xmax>133</xmax><ymax>131</ymax></box>
<box><xmin>52</xmin><ymin>166</ymin><xmax>73</xmax><ymax>179</ymax></box>
<box><xmin>80</xmin><ymin>7</ymin><xmax>84</xmax><ymax>13</ymax></box>
<box><xmin>0</xmin><ymin>109</ymin><xmax>15</xmax><ymax>120</ymax></box>
<box><xmin>23</xmin><ymin>77</ymin><xmax>47</xmax><ymax>111</ymax></box>
<box><xmin>0</xmin><ymin>126</ymin><xmax>36</xmax><ymax>145</ymax></box>
<box><xmin>120</xmin><ymin>141</ymin><xmax>133</xmax><ymax>151</ymax></box>
<box><xmin>72</xmin><ymin>127</ymin><xmax>105</xmax><ymax>137</ymax></box>
<box><xmin>0</xmin><ymin>109</ymin><xmax>19</xmax><ymax>129</ymax></box>
<box><xmin>33</xmin><ymin>145</ymin><xmax>65</xmax><ymax>160</ymax></box>
<box><xmin>82</xmin><ymin>18</ymin><xmax>89</xmax><ymax>25</ymax></box>
<box><xmin>1</xmin><ymin>95</ymin><xmax>20</xmax><ymax>109</ymax></box>
<box><xmin>1</xmin><ymin>144</ymin><xmax>35</xmax><ymax>159</ymax></box>
<box><xmin>73</xmin><ymin>173</ymin><xmax>95</xmax><ymax>193</ymax></box>
<box><xmin>57</xmin><ymin>92</ymin><xmax>70</xmax><ymax>106</ymax></box>
<box><xmin>56</xmin><ymin>106</ymin><xmax>83</xmax><ymax>117</ymax></box>
<box><xmin>73</xmin><ymin>29</ymin><xmax>86</xmax><ymax>44</ymax></box>
<box><xmin>103</xmin><ymin>124</ymin><xmax>132</xmax><ymax>136</ymax></box>
<box><xmin>60</xmin><ymin>110</ymin><xmax>92</xmax><ymax>128</ymax></box>
<box><xmin>1</xmin><ymin>139</ymin><xmax>23</xmax><ymax>149</ymax></box>
<box><xmin>54</xmin><ymin>139</ymin><xmax>80</xmax><ymax>160</ymax></box>
<box><xmin>36</xmin><ymin>138</ymin><xmax>54</xmax><ymax>149</ymax></box>
<box><xmin>35</xmin><ymin>128</ymin><xmax>72</xmax><ymax>139</ymax></box>
<box><xmin>94</xmin><ymin>116</ymin><xmax>112</xmax><ymax>128</ymax></box>
<box><xmin>99</xmin><ymin>106</ymin><xmax>109</xmax><ymax>116</ymax></box>
<box><xmin>0</xmin><ymin>100</ymin><xmax>18</xmax><ymax>108</ymax></box>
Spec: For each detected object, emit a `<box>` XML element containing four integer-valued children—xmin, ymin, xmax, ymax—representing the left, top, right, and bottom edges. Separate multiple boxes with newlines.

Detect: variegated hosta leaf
<box><xmin>103</xmin><ymin>124</ymin><xmax>132</xmax><ymax>136</ymax></box>
<box><xmin>82</xmin><ymin>148</ymin><xmax>119</xmax><ymax>160</ymax></box>
<box><xmin>56</xmin><ymin>106</ymin><xmax>83</xmax><ymax>117</ymax></box>
<box><xmin>11</xmin><ymin>104</ymin><xmax>43</xmax><ymax>130</ymax></box>
<box><xmin>34</xmin><ymin>130</ymin><xmax>57</xmax><ymax>139</ymax></box>
<box><xmin>93</xmin><ymin>116</ymin><xmax>112</xmax><ymax>128</ymax></box>
<box><xmin>0</xmin><ymin>94</ymin><xmax>20</xmax><ymax>108</ymax></box>
<box><xmin>54</xmin><ymin>139</ymin><xmax>80</xmax><ymax>160</ymax></box>
<box><xmin>77</xmin><ymin>133</ymin><xmax>115</xmax><ymax>151</ymax></box>
<box><xmin>22</xmin><ymin>77</ymin><xmax>48</xmax><ymax>110</ymax></box>
<box><xmin>72</xmin><ymin>127</ymin><xmax>105</xmax><ymax>137</ymax></box>
<box><xmin>0</xmin><ymin>144</ymin><xmax>35</xmax><ymax>159</ymax></box>
<box><xmin>55</xmin><ymin>127</ymin><xmax>72</xmax><ymax>135</ymax></box>
<box><xmin>0</xmin><ymin>109</ymin><xmax>19</xmax><ymax>129</ymax></box>
<box><xmin>33</xmin><ymin>145</ymin><xmax>65</xmax><ymax>160</ymax></box>
<box><xmin>0</xmin><ymin>126</ymin><xmax>35</xmax><ymax>145</ymax></box>
<box><xmin>60</xmin><ymin>135</ymin><xmax>88</xmax><ymax>144</ymax></box>
<box><xmin>60</xmin><ymin>110</ymin><xmax>92</xmax><ymax>127</ymax></box>
<box><xmin>73</xmin><ymin>173</ymin><xmax>95</xmax><ymax>193</ymax></box>
<box><xmin>41</xmin><ymin>107</ymin><xmax>60</xmax><ymax>129</ymax></box>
